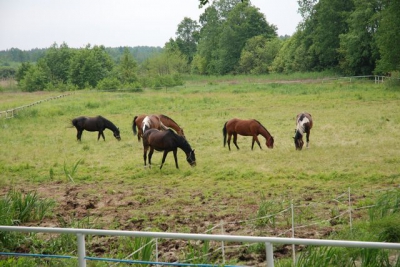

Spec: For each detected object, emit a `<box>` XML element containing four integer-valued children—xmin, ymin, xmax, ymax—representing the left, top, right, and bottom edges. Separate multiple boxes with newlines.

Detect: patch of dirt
<box><xmin>2</xmin><ymin>182</ymin><xmax>341</xmax><ymax>266</ymax></box>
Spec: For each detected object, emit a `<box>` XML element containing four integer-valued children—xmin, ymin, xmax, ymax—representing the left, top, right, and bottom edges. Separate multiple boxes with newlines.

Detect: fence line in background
<box><xmin>0</xmin><ymin>93</ymin><xmax>71</xmax><ymax>119</ymax></box>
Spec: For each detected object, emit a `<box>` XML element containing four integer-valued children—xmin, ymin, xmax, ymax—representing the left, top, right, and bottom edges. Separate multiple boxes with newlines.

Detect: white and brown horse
<box><xmin>294</xmin><ymin>113</ymin><xmax>313</xmax><ymax>150</ymax></box>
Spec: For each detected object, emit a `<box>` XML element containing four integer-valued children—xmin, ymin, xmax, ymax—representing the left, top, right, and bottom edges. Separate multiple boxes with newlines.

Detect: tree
<box><xmin>69</xmin><ymin>45</ymin><xmax>114</xmax><ymax>89</ymax></box>
<box><xmin>42</xmin><ymin>42</ymin><xmax>73</xmax><ymax>84</ymax></box>
<box><xmin>375</xmin><ymin>0</ymin><xmax>400</xmax><ymax>73</ymax></box>
<box><xmin>238</xmin><ymin>36</ymin><xmax>282</xmax><ymax>74</ymax></box>
<box><xmin>118</xmin><ymin>47</ymin><xmax>138</xmax><ymax>84</ymax></box>
<box><xmin>338</xmin><ymin>0</ymin><xmax>381</xmax><ymax>75</ymax></box>
<box><xmin>175</xmin><ymin>17</ymin><xmax>200</xmax><ymax>64</ymax></box>
<box><xmin>311</xmin><ymin>0</ymin><xmax>354</xmax><ymax>68</ymax></box>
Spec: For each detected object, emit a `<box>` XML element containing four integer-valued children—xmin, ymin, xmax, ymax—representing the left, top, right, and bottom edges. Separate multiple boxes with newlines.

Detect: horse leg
<box><xmin>227</xmin><ymin>133</ymin><xmax>232</xmax><ymax>151</ymax></box>
<box><xmin>77</xmin><ymin>130</ymin><xmax>83</xmax><ymax>141</ymax></box>
<box><xmin>306</xmin><ymin>130</ymin><xmax>311</xmax><ymax>148</ymax></box>
<box><xmin>160</xmin><ymin>151</ymin><xmax>170</xmax><ymax>169</ymax></box>
<box><xmin>101</xmin><ymin>131</ymin><xmax>106</xmax><ymax>141</ymax></box>
<box><xmin>138</xmin><ymin>128</ymin><xmax>142</xmax><ymax>142</ymax></box>
<box><xmin>254</xmin><ymin>136</ymin><xmax>262</xmax><ymax>150</ymax></box>
<box><xmin>148</xmin><ymin>148</ymin><xmax>154</xmax><ymax>168</ymax></box>
<box><xmin>172</xmin><ymin>149</ymin><xmax>179</xmax><ymax>169</ymax></box>
<box><xmin>233</xmin><ymin>133</ymin><xmax>240</xmax><ymax>150</ymax></box>
<box><xmin>143</xmin><ymin>146</ymin><xmax>148</xmax><ymax>167</ymax></box>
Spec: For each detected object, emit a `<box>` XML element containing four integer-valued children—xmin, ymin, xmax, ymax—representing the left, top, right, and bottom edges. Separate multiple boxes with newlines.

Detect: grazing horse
<box><xmin>72</xmin><ymin>116</ymin><xmax>121</xmax><ymax>141</ymax></box>
<box><xmin>142</xmin><ymin>129</ymin><xmax>196</xmax><ymax>169</ymax></box>
<box><xmin>132</xmin><ymin>114</ymin><xmax>185</xmax><ymax>141</ymax></box>
<box><xmin>222</xmin><ymin>118</ymin><xmax>274</xmax><ymax>150</ymax></box>
<box><xmin>294</xmin><ymin>112</ymin><xmax>313</xmax><ymax>150</ymax></box>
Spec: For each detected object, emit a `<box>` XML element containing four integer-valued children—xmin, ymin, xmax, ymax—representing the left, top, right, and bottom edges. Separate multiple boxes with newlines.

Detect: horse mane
<box><xmin>167</xmin><ymin>129</ymin><xmax>192</xmax><ymax>151</ymax></box>
<box><xmin>254</xmin><ymin>120</ymin><xmax>271</xmax><ymax>136</ymax></box>
<box><xmin>100</xmin><ymin>116</ymin><xmax>118</xmax><ymax>132</ymax></box>
<box><xmin>160</xmin><ymin>114</ymin><xmax>179</xmax><ymax>126</ymax></box>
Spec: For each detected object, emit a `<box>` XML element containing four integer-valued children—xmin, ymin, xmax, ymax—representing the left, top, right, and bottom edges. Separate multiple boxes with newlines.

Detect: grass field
<box><xmin>1</xmin><ymin>78</ymin><xmax>400</xmax><ymax>265</ymax></box>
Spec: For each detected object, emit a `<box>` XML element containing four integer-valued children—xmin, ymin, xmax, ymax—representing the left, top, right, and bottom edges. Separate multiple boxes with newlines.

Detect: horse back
<box><xmin>297</xmin><ymin>113</ymin><xmax>313</xmax><ymax>130</ymax></box>
<box><xmin>226</xmin><ymin>118</ymin><xmax>260</xmax><ymax>136</ymax></box>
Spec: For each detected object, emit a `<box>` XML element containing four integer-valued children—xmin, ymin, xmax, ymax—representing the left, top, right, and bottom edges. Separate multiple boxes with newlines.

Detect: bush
<box><xmin>96</xmin><ymin>77</ymin><xmax>121</xmax><ymax>90</ymax></box>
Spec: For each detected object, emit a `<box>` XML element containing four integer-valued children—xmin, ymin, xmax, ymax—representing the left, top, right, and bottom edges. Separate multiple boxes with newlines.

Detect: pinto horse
<box><xmin>294</xmin><ymin>112</ymin><xmax>313</xmax><ymax>150</ymax></box>
<box><xmin>223</xmin><ymin>118</ymin><xmax>274</xmax><ymax>150</ymax></box>
<box><xmin>142</xmin><ymin>129</ymin><xmax>196</xmax><ymax>169</ymax></box>
<box><xmin>72</xmin><ymin>116</ymin><xmax>121</xmax><ymax>141</ymax></box>
<box><xmin>132</xmin><ymin>114</ymin><xmax>185</xmax><ymax>141</ymax></box>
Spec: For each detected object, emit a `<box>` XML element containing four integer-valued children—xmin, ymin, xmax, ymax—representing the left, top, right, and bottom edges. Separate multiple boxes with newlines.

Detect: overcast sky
<box><xmin>0</xmin><ymin>0</ymin><xmax>302</xmax><ymax>51</ymax></box>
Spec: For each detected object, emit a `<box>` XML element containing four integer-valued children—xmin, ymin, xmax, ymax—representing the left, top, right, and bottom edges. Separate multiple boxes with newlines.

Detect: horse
<box><xmin>294</xmin><ymin>112</ymin><xmax>313</xmax><ymax>150</ymax></box>
<box><xmin>142</xmin><ymin>128</ymin><xmax>196</xmax><ymax>169</ymax></box>
<box><xmin>132</xmin><ymin>114</ymin><xmax>185</xmax><ymax>141</ymax></box>
<box><xmin>71</xmin><ymin>116</ymin><xmax>121</xmax><ymax>141</ymax></box>
<box><xmin>222</xmin><ymin>118</ymin><xmax>274</xmax><ymax>150</ymax></box>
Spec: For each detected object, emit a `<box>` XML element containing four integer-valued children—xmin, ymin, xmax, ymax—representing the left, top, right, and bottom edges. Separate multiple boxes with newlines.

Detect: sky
<box><xmin>0</xmin><ymin>0</ymin><xmax>302</xmax><ymax>51</ymax></box>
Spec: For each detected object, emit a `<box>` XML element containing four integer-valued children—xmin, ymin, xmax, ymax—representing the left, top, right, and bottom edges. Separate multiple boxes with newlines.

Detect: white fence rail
<box><xmin>1</xmin><ymin>226</ymin><xmax>400</xmax><ymax>267</ymax></box>
<box><xmin>0</xmin><ymin>93</ymin><xmax>71</xmax><ymax>119</ymax></box>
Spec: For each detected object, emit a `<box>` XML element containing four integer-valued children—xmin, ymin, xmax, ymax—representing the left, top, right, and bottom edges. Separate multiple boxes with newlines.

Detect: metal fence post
<box><xmin>265</xmin><ymin>242</ymin><xmax>274</xmax><ymax>267</ymax></box>
<box><xmin>77</xmin><ymin>233</ymin><xmax>87</xmax><ymax>267</ymax></box>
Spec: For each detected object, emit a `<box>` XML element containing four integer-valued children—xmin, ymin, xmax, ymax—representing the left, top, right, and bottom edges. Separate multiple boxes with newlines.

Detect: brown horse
<box><xmin>141</xmin><ymin>115</ymin><xmax>168</xmax><ymax>134</ymax></box>
<box><xmin>72</xmin><ymin>116</ymin><xmax>121</xmax><ymax>141</ymax></box>
<box><xmin>294</xmin><ymin>112</ymin><xmax>313</xmax><ymax>150</ymax></box>
<box><xmin>132</xmin><ymin>114</ymin><xmax>185</xmax><ymax>141</ymax></box>
<box><xmin>222</xmin><ymin>118</ymin><xmax>274</xmax><ymax>150</ymax></box>
<box><xmin>142</xmin><ymin>129</ymin><xmax>196</xmax><ymax>169</ymax></box>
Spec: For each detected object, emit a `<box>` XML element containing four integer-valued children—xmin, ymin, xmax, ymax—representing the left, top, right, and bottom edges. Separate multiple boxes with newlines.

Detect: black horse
<box><xmin>72</xmin><ymin>116</ymin><xmax>121</xmax><ymax>141</ymax></box>
<box><xmin>142</xmin><ymin>129</ymin><xmax>196</xmax><ymax>169</ymax></box>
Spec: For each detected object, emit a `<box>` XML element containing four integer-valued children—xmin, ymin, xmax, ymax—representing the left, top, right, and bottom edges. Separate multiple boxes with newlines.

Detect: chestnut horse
<box><xmin>142</xmin><ymin>129</ymin><xmax>196</xmax><ymax>169</ymax></box>
<box><xmin>294</xmin><ymin>112</ymin><xmax>313</xmax><ymax>150</ymax></box>
<box><xmin>132</xmin><ymin>114</ymin><xmax>185</xmax><ymax>141</ymax></box>
<box><xmin>141</xmin><ymin>115</ymin><xmax>168</xmax><ymax>134</ymax></box>
<box><xmin>72</xmin><ymin>116</ymin><xmax>121</xmax><ymax>141</ymax></box>
<box><xmin>222</xmin><ymin>118</ymin><xmax>274</xmax><ymax>150</ymax></box>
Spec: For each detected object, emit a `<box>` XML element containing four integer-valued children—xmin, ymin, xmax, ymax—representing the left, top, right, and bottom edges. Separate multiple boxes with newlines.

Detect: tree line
<box><xmin>173</xmin><ymin>0</ymin><xmax>398</xmax><ymax>76</ymax></box>
<box><xmin>2</xmin><ymin>0</ymin><xmax>399</xmax><ymax>91</ymax></box>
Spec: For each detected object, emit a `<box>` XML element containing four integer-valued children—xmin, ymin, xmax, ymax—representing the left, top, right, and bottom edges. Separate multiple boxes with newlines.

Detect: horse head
<box><xmin>114</xmin><ymin>128</ymin><xmax>121</xmax><ymax>141</ymax></box>
<box><xmin>266</xmin><ymin>136</ymin><xmax>274</xmax><ymax>149</ymax></box>
<box><xmin>293</xmin><ymin>131</ymin><xmax>303</xmax><ymax>150</ymax></box>
<box><xmin>186</xmin><ymin>149</ymin><xmax>196</xmax><ymax>167</ymax></box>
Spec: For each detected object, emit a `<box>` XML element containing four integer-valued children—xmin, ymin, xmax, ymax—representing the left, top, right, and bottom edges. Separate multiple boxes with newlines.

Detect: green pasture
<box><xmin>1</xmin><ymin>80</ymin><xmax>400</xmax><ymax>225</ymax></box>
<box><xmin>0</xmin><ymin>82</ymin><xmax>400</xmax><ymax>207</ymax></box>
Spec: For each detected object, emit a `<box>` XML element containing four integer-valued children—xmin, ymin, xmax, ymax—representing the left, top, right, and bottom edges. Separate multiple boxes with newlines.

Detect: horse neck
<box><xmin>161</xmin><ymin>116</ymin><xmax>182</xmax><ymax>133</ymax></box>
<box><xmin>175</xmin><ymin>135</ymin><xmax>192</xmax><ymax>153</ymax></box>
<box><xmin>104</xmin><ymin>119</ymin><xmax>118</xmax><ymax>132</ymax></box>
<box><xmin>258</xmin><ymin>123</ymin><xmax>272</xmax><ymax>140</ymax></box>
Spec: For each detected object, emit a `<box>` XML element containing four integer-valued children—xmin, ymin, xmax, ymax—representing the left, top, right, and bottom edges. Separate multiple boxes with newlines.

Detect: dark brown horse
<box><xmin>132</xmin><ymin>114</ymin><xmax>185</xmax><ymax>141</ymax></box>
<box><xmin>294</xmin><ymin>112</ymin><xmax>313</xmax><ymax>150</ymax></box>
<box><xmin>142</xmin><ymin>129</ymin><xmax>196</xmax><ymax>169</ymax></box>
<box><xmin>222</xmin><ymin>118</ymin><xmax>274</xmax><ymax>150</ymax></box>
<box><xmin>72</xmin><ymin>116</ymin><xmax>121</xmax><ymax>141</ymax></box>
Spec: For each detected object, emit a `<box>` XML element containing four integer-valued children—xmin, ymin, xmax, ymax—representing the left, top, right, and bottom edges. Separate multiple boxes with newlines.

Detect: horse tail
<box><xmin>132</xmin><ymin>116</ymin><xmax>138</xmax><ymax>136</ymax></box>
<box><xmin>222</xmin><ymin>121</ymin><xmax>228</xmax><ymax>147</ymax></box>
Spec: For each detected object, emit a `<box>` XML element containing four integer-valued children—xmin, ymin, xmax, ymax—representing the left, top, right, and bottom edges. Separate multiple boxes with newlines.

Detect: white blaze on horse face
<box><xmin>296</xmin><ymin>117</ymin><xmax>309</xmax><ymax>135</ymax></box>
<box><xmin>142</xmin><ymin>116</ymin><xmax>151</xmax><ymax>133</ymax></box>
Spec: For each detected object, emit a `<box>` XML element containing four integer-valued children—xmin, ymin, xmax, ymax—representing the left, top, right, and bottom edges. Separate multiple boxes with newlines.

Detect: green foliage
<box><xmin>19</xmin><ymin>64</ymin><xmax>49</xmax><ymax>92</ymax></box>
<box><xmin>238</xmin><ymin>36</ymin><xmax>282</xmax><ymax>74</ymax></box>
<box><xmin>338</xmin><ymin>0</ymin><xmax>379</xmax><ymax>75</ymax></box>
<box><xmin>69</xmin><ymin>44</ymin><xmax>114</xmax><ymax>89</ymax></box>
<box><xmin>375</xmin><ymin>0</ymin><xmax>400</xmax><ymax>73</ymax></box>
<box><xmin>118</xmin><ymin>47</ymin><xmax>138</xmax><ymax>84</ymax></box>
<box><xmin>97</xmin><ymin>77</ymin><xmax>121</xmax><ymax>91</ymax></box>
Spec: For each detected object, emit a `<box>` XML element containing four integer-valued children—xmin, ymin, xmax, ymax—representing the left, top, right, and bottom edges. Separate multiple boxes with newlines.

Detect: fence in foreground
<box><xmin>1</xmin><ymin>226</ymin><xmax>400</xmax><ymax>267</ymax></box>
